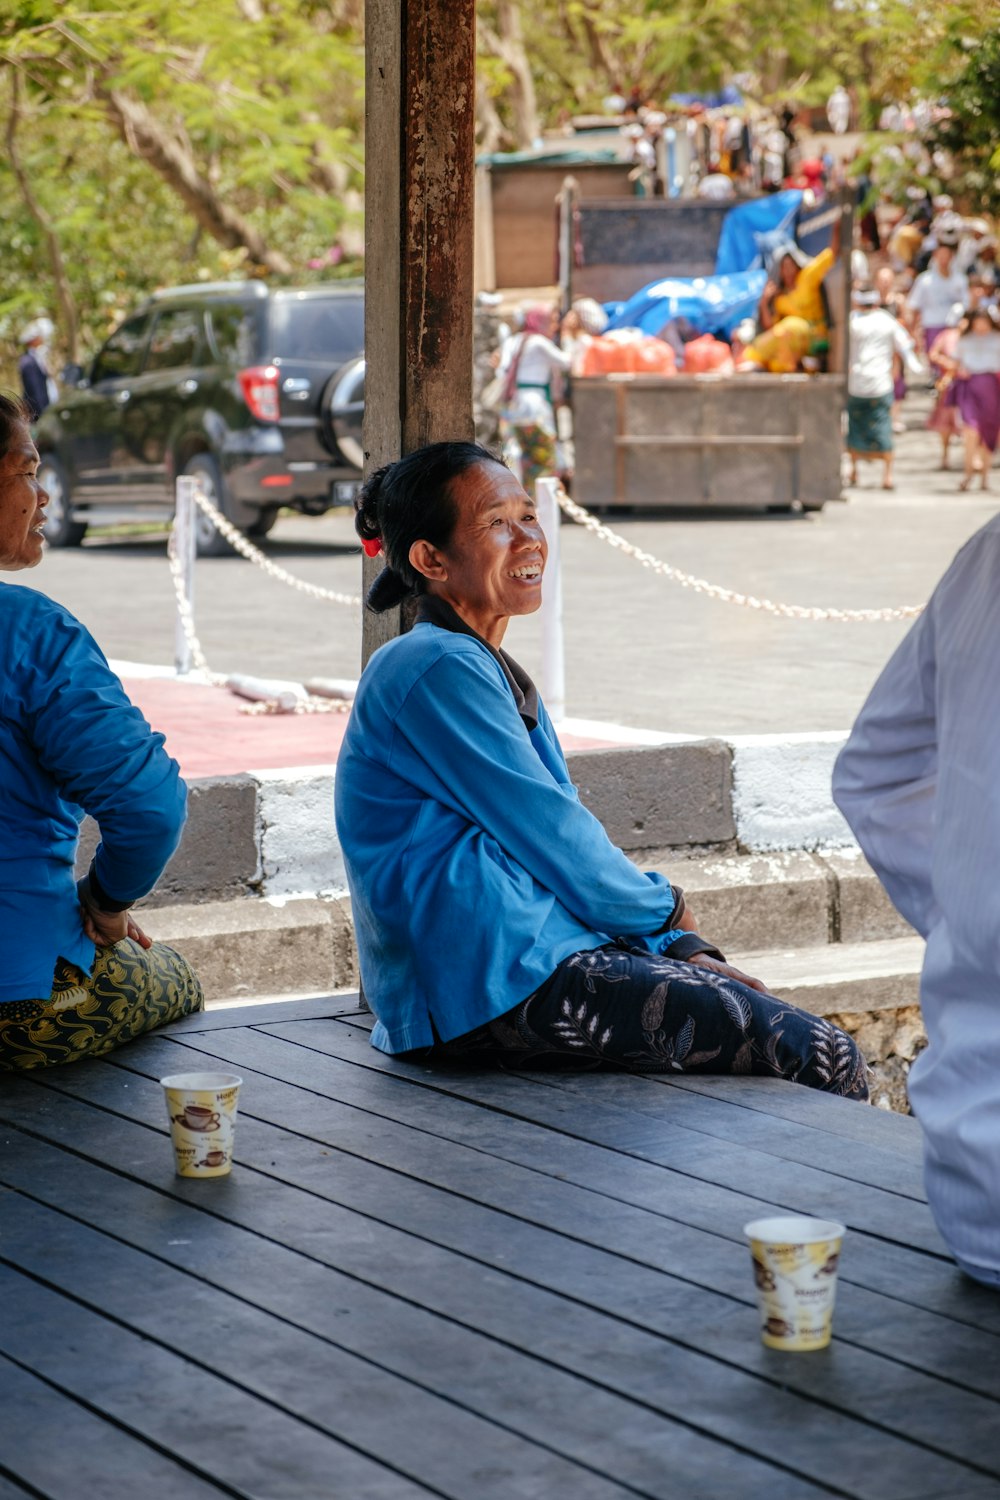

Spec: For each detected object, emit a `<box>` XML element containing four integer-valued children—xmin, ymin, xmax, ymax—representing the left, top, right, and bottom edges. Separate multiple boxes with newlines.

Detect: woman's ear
<box><xmin>409</xmin><ymin>538</ymin><xmax>447</xmax><ymax>583</ymax></box>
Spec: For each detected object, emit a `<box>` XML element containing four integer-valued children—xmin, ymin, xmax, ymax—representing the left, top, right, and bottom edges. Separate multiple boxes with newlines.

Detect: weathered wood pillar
<box><xmin>361</xmin><ymin>0</ymin><xmax>477</xmax><ymax>667</ymax></box>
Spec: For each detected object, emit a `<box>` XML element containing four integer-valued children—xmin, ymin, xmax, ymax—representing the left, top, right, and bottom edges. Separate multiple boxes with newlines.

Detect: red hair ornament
<box><xmin>362</xmin><ymin>537</ymin><xmax>383</xmax><ymax>558</ymax></box>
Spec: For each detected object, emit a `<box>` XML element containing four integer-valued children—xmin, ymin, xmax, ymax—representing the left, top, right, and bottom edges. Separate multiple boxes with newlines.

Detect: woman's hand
<box><xmin>77</xmin><ymin>879</ymin><xmax>153</xmax><ymax>950</ymax></box>
<box><xmin>956</xmin><ymin>363</ymin><xmax>970</xmax><ymax>380</ymax></box>
<box><xmin>687</xmin><ymin>952</ymin><xmax>769</xmax><ymax>994</ymax></box>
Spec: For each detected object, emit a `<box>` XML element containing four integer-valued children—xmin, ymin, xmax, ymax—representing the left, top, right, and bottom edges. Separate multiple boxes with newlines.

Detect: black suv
<box><xmin>34</xmin><ymin>281</ymin><xmax>365</xmax><ymax>555</ymax></box>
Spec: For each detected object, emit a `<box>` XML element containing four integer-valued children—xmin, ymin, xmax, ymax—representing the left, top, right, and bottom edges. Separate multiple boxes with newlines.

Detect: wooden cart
<box><xmin>572</xmin><ymin>371</ymin><xmax>844</xmax><ymax>511</ymax></box>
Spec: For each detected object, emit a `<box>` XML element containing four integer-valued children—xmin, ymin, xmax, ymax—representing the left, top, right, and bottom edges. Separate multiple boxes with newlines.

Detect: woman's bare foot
<box><xmin>959</xmin><ymin>475</ymin><xmax>972</xmax><ymax>492</ymax></box>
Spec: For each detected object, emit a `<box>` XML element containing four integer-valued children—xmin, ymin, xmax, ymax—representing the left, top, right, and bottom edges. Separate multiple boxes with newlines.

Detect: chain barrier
<box><xmin>167</xmin><ymin>493</ymin><xmax>353</xmax><ymax>715</ymax></box>
<box><xmin>190</xmin><ymin>487</ymin><xmax>361</xmax><ymax>607</ymax></box>
<box><xmin>554</xmin><ymin>489</ymin><xmax>925</xmax><ymax>624</ymax></box>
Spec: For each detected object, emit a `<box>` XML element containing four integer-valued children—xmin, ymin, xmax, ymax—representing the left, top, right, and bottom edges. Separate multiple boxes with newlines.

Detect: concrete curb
<box><xmin>78</xmin><ymin>731</ymin><xmax>857</xmax><ymax>907</ymax></box>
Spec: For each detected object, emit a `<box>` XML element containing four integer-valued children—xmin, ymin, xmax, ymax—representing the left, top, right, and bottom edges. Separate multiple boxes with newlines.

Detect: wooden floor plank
<box><xmin>509</xmin><ymin>1069</ymin><xmax>925</xmax><ymax>1193</ymax></box>
<box><xmin>0</xmin><ymin>1268</ymin><xmax>437</xmax><ymax>1500</ymax></box>
<box><xmin>143</xmin><ymin>1021</ymin><xmax>938</xmax><ymax>1270</ymax></box>
<box><xmin>248</xmin><ymin>1018</ymin><xmax>925</xmax><ymax>1198</ymax></box>
<box><xmin>0</xmin><ymin>1478</ymin><xmax>39</xmax><ymax>1500</ymax></box>
<box><xmin>6</xmin><ymin>1073</ymin><xmax>1000</xmax><ymax>1499</ymax></box>
<box><xmin>139</xmin><ymin>1021</ymin><xmax>946</xmax><ymax>1279</ymax></box>
<box><xmin>273</xmin><ymin>1024</ymin><xmax>995</xmax><ymax>1331</ymax></box>
<box><xmin>335</xmin><ymin>1009</ymin><xmax>923</xmax><ymax>1154</ymax></box>
<box><xmin>163</xmin><ymin>995</ymin><xmax>364</xmax><ymax>1035</ymax></box>
<box><xmin>0</xmin><ymin>1179</ymin><xmax>834</xmax><ymax>1500</ymax></box>
<box><xmin>0</xmin><ymin>1207</ymin><xmax>655</xmax><ymax>1500</ymax></box>
<box><xmin>0</xmin><ymin>1354</ymin><xmax>235</xmax><ymax>1500</ymax></box>
<box><xmin>9</xmin><ymin>1048</ymin><xmax>987</xmax><ymax>1351</ymax></box>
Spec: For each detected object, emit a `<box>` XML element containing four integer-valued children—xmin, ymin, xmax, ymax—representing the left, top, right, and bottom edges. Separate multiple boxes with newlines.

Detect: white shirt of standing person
<box><xmin>497</xmin><ymin>332</ymin><xmax>571</xmax><ymax>433</ymax></box>
<box><xmin>906</xmin><ymin>263</ymin><xmax>971</xmax><ymax>330</ymax></box>
<box><xmin>833</xmin><ymin>516</ymin><xmax>1000</xmax><ymax>1282</ymax></box>
<box><xmin>847</xmin><ymin>308</ymin><xmax>922</xmax><ymax>399</ymax></box>
<box><xmin>953</xmin><ymin>329</ymin><xmax>1000</xmax><ymax>375</ymax></box>
<box><xmin>498</xmin><ymin>331</ymin><xmax>571</xmax><ymax>389</ymax></box>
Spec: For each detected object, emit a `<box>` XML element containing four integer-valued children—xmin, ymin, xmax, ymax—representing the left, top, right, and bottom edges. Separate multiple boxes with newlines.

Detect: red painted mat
<box><xmin>122</xmin><ymin>679</ymin><xmax>624</xmax><ymax>780</ymax></box>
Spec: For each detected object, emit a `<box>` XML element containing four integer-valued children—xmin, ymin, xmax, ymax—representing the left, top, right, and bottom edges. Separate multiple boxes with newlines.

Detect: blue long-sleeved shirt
<box><xmin>335</xmin><ymin>608</ymin><xmax>683</xmax><ymax>1054</ymax></box>
<box><xmin>0</xmin><ymin>582</ymin><xmax>187</xmax><ymax>1003</ymax></box>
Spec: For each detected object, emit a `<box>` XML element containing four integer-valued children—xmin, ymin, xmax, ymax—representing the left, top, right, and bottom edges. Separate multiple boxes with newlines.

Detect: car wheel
<box><xmin>37</xmin><ymin>454</ymin><xmax>87</xmax><ymax>547</ymax></box>
<box><xmin>181</xmin><ymin>454</ymin><xmax>243</xmax><ymax>558</ymax></box>
<box><xmin>322</xmin><ymin>357</ymin><xmax>365</xmax><ymax>469</ymax></box>
<box><xmin>247</xmin><ymin>506</ymin><xmax>279</xmax><ymax>538</ymax></box>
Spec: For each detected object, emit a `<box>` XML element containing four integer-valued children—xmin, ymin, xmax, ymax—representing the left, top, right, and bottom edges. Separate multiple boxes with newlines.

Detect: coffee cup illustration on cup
<box><xmin>198</xmin><ymin>1149</ymin><xmax>229</xmax><ymax>1169</ymax></box>
<box><xmin>172</xmin><ymin>1103</ymin><xmax>220</xmax><ymax>1132</ymax></box>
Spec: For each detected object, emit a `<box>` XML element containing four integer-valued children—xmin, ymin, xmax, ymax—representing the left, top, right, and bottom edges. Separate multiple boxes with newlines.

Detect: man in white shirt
<box><xmin>833</xmin><ymin>518</ymin><xmax>1000</xmax><ymax>1288</ymax></box>
<box><xmin>905</xmin><ymin>233</ymin><xmax>969</xmax><ymax>356</ymax></box>
<box><xmin>845</xmin><ymin>285</ymin><xmax>923</xmax><ymax>488</ymax></box>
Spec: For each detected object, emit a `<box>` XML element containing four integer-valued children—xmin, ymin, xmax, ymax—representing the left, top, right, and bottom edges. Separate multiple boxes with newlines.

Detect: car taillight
<box><xmin>238</xmin><ymin>365</ymin><xmax>280</xmax><ymax>422</ymax></box>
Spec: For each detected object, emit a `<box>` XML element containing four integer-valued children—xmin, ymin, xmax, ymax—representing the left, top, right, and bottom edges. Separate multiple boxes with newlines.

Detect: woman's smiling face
<box><xmin>0</xmin><ymin>424</ymin><xmax>48</xmax><ymax>571</ymax></box>
<box><xmin>411</xmin><ymin>461</ymin><xmax>547</xmax><ymax>647</ymax></box>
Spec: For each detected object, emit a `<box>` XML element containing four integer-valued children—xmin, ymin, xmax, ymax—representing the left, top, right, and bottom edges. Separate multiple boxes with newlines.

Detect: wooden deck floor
<box><xmin>2</xmin><ymin>994</ymin><xmax>1000</xmax><ymax>1500</ymax></box>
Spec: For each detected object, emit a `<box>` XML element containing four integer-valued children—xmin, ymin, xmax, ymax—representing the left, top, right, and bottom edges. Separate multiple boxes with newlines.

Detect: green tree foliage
<box><xmin>478</xmin><ymin>0</ymin><xmax>999</xmax><ymax>146</ymax></box>
<box><xmin>0</xmin><ymin>0</ymin><xmax>363</xmax><ymax>370</ymax></box>
<box><xmin>923</xmin><ymin>19</ymin><xmax>1000</xmax><ymax>213</ymax></box>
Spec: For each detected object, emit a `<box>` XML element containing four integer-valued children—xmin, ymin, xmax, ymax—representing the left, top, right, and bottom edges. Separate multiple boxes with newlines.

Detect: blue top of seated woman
<box><xmin>335</xmin><ymin>602</ymin><xmax>684</xmax><ymax>1054</ymax></box>
<box><xmin>0</xmin><ymin>583</ymin><xmax>187</xmax><ymax>1004</ymax></box>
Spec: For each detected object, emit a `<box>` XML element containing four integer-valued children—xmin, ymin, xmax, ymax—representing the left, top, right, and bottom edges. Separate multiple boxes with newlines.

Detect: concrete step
<box><xmin>150</xmin><ymin>897</ymin><xmax>358</xmax><ymax>1005</ymax></box>
<box><xmin>652</xmin><ymin>847</ymin><xmax>913</xmax><ymax>952</ymax></box>
<box><xmin>733</xmin><ymin>936</ymin><xmax>924</xmax><ymax>1017</ymax></box>
<box><xmin>144</xmin><ymin>853</ymin><xmax>916</xmax><ymax>1008</ymax></box>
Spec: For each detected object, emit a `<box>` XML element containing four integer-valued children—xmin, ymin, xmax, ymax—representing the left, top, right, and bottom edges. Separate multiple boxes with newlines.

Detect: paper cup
<box><xmin>743</xmin><ymin>1216</ymin><xmax>845</xmax><ymax>1351</ymax></box>
<box><xmin>161</xmin><ymin>1072</ymin><xmax>243</xmax><ymax>1178</ymax></box>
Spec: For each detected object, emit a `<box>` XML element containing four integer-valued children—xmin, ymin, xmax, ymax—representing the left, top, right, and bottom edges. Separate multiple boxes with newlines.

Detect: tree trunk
<box><xmin>475</xmin><ymin>70</ymin><xmax>507</xmax><ymax>154</ymax></box>
<box><xmin>578</xmin><ymin>5</ymin><xmax>618</xmax><ymax>84</ymax></box>
<box><xmin>4</xmin><ymin>68</ymin><xmax>80</xmax><ymax>362</ymax></box>
<box><xmin>101</xmin><ymin>87</ymin><xmax>293</xmax><ymax>275</ymax></box>
<box><xmin>483</xmin><ymin>0</ymin><xmax>539</xmax><ymax>150</ymax></box>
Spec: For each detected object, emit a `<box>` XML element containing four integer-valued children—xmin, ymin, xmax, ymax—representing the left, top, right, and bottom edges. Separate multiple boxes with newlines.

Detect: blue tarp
<box><xmin>603</xmin><ymin>269</ymin><xmax>768</xmax><ymax>340</ymax></box>
<box><xmin>668</xmin><ymin>87</ymin><xmax>744</xmax><ymax>108</ymax></box>
<box><xmin>714</xmin><ymin>190</ymin><xmax>803</xmax><ymax>275</ymax></box>
<box><xmin>476</xmin><ymin>148</ymin><xmax>620</xmax><ymax>168</ymax></box>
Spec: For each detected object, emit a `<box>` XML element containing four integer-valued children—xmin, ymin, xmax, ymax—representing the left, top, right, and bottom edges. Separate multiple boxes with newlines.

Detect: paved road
<box><xmin>36</xmin><ymin>393</ymin><xmax>998</xmax><ymax>737</ymax></box>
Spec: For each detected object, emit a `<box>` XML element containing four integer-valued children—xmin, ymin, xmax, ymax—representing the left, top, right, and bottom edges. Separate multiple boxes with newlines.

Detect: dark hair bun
<box><xmin>355</xmin><ymin>467</ymin><xmax>388</xmax><ymax>546</ymax></box>
<box><xmin>366</xmin><ymin>565</ymin><xmax>411</xmax><ymax>614</ymax></box>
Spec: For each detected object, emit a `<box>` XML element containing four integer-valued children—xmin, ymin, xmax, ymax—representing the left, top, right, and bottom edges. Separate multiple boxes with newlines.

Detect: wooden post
<box><xmin>361</xmin><ymin>0</ymin><xmax>477</xmax><ymax>669</ymax></box>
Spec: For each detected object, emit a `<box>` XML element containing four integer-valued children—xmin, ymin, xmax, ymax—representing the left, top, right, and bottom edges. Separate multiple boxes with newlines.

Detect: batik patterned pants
<box><xmin>0</xmin><ymin>941</ymin><xmax>204</xmax><ymax>1071</ymax></box>
<box><xmin>433</xmin><ymin>940</ymin><xmax>869</xmax><ymax>1101</ymax></box>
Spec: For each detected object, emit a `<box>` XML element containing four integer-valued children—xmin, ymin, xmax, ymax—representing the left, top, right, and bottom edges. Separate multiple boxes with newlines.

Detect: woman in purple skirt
<box><xmin>952</xmin><ymin>307</ymin><xmax>1000</xmax><ymax>491</ymax></box>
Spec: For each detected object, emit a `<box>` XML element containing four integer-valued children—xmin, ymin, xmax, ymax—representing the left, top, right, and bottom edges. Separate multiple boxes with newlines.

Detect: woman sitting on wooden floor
<box><xmin>0</xmin><ymin>393</ymin><xmax>203</xmax><ymax>1071</ymax></box>
<box><xmin>334</xmin><ymin>441</ymin><xmax>868</xmax><ymax>1099</ymax></box>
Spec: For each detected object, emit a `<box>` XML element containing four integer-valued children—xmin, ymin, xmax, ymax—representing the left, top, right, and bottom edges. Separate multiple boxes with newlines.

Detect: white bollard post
<box><xmin>173</xmin><ymin>475</ymin><xmax>198</xmax><ymax>676</ymax></box>
<box><xmin>535</xmin><ymin>477</ymin><xmax>566</xmax><ymax>724</ymax></box>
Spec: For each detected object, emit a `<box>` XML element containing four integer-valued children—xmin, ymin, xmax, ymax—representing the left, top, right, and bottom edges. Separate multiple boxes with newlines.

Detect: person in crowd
<box><xmin>956</xmin><ymin>219</ymin><xmax>994</xmax><ymax>277</ymax></box>
<box><xmin>0</xmin><ymin>393</ymin><xmax>203</xmax><ymax>1070</ymax></box>
<box><xmin>876</xmin><ymin>265</ymin><xmax>910</xmax><ymax>434</ymax></box>
<box><xmin>334</xmin><ymin>441</ymin><xmax>868</xmax><ymax>1099</ymax></box>
<box><xmin>558</xmin><ymin>298</ymin><xmax>608</xmax><ymax>372</ymax></box>
<box><xmin>951</xmin><ymin>305</ymin><xmax>1000</xmax><ymax>491</ymax></box>
<box><xmin>737</xmin><ymin>239</ymin><xmax>836</xmax><ymax>374</ymax></box>
<box><xmin>845</xmin><ymin>284</ymin><xmax>923</xmax><ymax>490</ymax></box>
<box><xmin>852</xmin><ymin>154</ymin><xmax>881</xmax><ymax>254</ymax></box>
<box><xmin>833</xmin><ymin>516</ymin><xmax>1000</xmax><ymax>1287</ymax></box>
<box><xmin>905</xmin><ymin>230</ymin><xmax>969</xmax><ymax>363</ymax></box>
<box><xmin>17</xmin><ymin>319</ymin><xmax>56</xmax><ymax>420</ymax></box>
<box><xmin>887</xmin><ymin>199</ymin><xmax>930</xmax><ymax>272</ymax></box>
<box><xmin>495</xmin><ymin>305</ymin><xmax>571</xmax><ymax>488</ymax></box>
<box><xmin>924</xmin><ymin>304</ymin><xmax>966</xmax><ymax>472</ymax></box>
